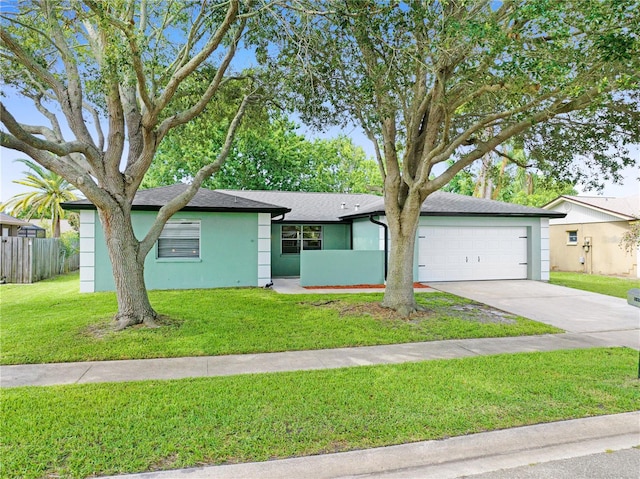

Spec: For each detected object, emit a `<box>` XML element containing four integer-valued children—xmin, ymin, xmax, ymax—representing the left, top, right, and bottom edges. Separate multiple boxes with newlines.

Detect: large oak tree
<box><xmin>1</xmin><ymin>0</ymin><xmax>260</xmax><ymax>329</ymax></box>
<box><xmin>266</xmin><ymin>0</ymin><xmax>640</xmax><ymax>315</ymax></box>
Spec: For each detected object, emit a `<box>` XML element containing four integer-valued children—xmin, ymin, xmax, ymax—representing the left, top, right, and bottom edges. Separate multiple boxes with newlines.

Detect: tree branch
<box><xmin>40</xmin><ymin>0</ymin><xmax>97</xmax><ymax>148</ymax></box>
<box><xmin>0</xmin><ymin>102</ymin><xmax>100</xmax><ymax>161</ymax></box>
<box><xmin>0</xmin><ymin>27</ymin><xmax>64</xmax><ymax>98</ymax></box>
<box><xmin>149</xmin><ymin>0</ymin><xmax>240</xmax><ymax>126</ymax></box>
<box><xmin>0</xmin><ymin>131</ymin><xmax>109</xmax><ymax>209</ymax></box>
<box><xmin>155</xmin><ymin>19</ymin><xmax>248</xmax><ymax>139</ymax></box>
<box><xmin>425</xmin><ymin>89</ymin><xmax>561</xmax><ymax>168</ymax></box>
<box><xmin>85</xmin><ymin>0</ymin><xmax>154</xmax><ymax>115</ymax></box>
<box><xmin>137</xmin><ymin>91</ymin><xmax>254</xmax><ymax>259</ymax></box>
<box><xmin>492</xmin><ymin>147</ymin><xmax>531</xmax><ymax>168</ymax></box>
<box><xmin>423</xmin><ymin>87</ymin><xmax>607</xmax><ymax>193</ymax></box>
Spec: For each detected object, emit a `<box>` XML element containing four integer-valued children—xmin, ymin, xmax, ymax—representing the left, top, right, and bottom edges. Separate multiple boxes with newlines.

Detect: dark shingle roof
<box><xmin>340</xmin><ymin>191</ymin><xmax>566</xmax><ymax>219</ymax></box>
<box><xmin>62</xmin><ymin>185</ymin><xmax>565</xmax><ymax>220</ymax></box>
<box><xmin>221</xmin><ymin>190</ymin><xmax>383</xmax><ymax>222</ymax></box>
<box><xmin>61</xmin><ymin>184</ymin><xmax>290</xmax><ymax>216</ymax></box>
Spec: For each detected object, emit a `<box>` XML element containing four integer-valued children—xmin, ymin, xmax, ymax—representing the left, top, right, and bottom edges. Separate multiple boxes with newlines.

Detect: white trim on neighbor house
<box><xmin>548</xmin><ymin>201</ymin><xmax>630</xmax><ymax>225</ymax></box>
<box><xmin>544</xmin><ymin>196</ymin><xmax>636</xmax><ymax>222</ymax></box>
<box><xmin>257</xmin><ymin>213</ymin><xmax>271</xmax><ymax>287</ymax></box>
<box><xmin>79</xmin><ymin>210</ymin><xmax>95</xmax><ymax>293</ymax></box>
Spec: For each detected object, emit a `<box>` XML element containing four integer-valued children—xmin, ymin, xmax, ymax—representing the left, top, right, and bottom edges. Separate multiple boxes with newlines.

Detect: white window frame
<box><xmin>157</xmin><ymin>220</ymin><xmax>201</xmax><ymax>259</ymax></box>
<box><xmin>567</xmin><ymin>230</ymin><xmax>578</xmax><ymax>245</ymax></box>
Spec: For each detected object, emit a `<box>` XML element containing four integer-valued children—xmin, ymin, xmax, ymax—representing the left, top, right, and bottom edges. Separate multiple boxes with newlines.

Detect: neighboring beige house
<box><xmin>543</xmin><ymin>195</ymin><xmax>639</xmax><ymax>278</ymax></box>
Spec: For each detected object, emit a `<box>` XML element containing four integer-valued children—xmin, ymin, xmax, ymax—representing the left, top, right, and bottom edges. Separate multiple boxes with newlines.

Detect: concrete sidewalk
<box><xmin>101</xmin><ymin>412</ymin><xmax>640</xmax><ymax>479</ymax></box>
<box><xmin>0</xmin><ymin>332</ymin><xmax>624</xmax><ymax>388</ymax></box>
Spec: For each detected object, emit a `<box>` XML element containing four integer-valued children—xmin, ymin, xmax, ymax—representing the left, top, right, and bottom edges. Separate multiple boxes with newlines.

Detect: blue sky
<box><xmin>2</xmin><ymin>3</ymin><xmax>638</xmax><ymax>204</ymax></box>
<box><xmin>1</xmin><ymin>90</ymin><xmax>639</xmax><ymax>203</ymax></box>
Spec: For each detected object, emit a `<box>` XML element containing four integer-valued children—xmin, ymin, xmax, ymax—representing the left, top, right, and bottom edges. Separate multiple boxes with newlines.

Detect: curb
<box><xmin>100</xmin><ymin>412</ymin><xmax>640</xmax><ymax>479</ymax></box>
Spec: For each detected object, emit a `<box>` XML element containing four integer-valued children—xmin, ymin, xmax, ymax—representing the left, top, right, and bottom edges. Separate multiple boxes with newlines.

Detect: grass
<box><xmin>0</xmin><ymin>273</ymin><xmax>560</xmax><ymax>365</ymax></box>
<box><xmin>549</xmin><ymin>272</ymin><xmax>640</xmax><ymax>299</ymax></box>
<box><xmin>1</xmin><ymin>348</ymin><xmax>638</xmax><ymax>479</ymax></box>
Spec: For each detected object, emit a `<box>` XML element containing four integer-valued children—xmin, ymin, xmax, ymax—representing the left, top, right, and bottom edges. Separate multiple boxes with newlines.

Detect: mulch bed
<box><xmin>304</xmin><ymin>299</ymin><xmax>517</xmax><ymax>323</ymax></box>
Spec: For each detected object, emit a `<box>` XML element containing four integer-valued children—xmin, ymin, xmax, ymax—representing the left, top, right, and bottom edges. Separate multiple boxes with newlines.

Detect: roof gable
<box><xmin>543</xmin><ymin>195</ymin><xmax>639</xmax><ymax>221</ymax></box>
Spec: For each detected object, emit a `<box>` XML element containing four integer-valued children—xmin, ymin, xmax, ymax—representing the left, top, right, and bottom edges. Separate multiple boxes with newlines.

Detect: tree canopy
<box><xmin>143</xmin><ymin>113</ymin><xmax>381</xmax><ymax>193</ymax></box>
<box><xmin>264</xmin><ymin>0</ymin><xmax>640</xmax><ymax>313</ymax></box>
<box><xmin>442</xmin><ymin>147</ymin><xmax>578</xmax><ymax>208</ymax></box>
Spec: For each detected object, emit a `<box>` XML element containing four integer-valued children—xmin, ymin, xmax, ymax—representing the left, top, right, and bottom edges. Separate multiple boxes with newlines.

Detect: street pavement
<box><xmin>463</xmin><ymin>447</ymin><xmax>640</xmax><ymax>479</ymax></box>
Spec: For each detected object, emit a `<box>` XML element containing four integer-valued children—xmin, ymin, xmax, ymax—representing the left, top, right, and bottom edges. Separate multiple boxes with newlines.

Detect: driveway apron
<box><xmin>429</xmin><ymin>280</ymin><xmax>640</xmax><ymax>349</ymax></box>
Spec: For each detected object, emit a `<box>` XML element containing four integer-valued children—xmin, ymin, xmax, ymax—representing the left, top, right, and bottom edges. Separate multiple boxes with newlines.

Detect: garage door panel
<box><xmin>419</xmin><ymin>226</ymin><xmax>528</xmax><ymax>282</ymax></box>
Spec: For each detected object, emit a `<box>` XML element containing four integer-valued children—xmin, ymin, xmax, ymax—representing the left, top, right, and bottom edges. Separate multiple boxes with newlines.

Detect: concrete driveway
<box><xmin>429</xmin><ymin>280</ymin><xmax>640</xmax><ymax>349</ymax></box>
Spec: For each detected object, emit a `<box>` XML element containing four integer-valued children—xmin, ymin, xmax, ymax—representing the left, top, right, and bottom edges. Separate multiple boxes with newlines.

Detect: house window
<box><xmin>157</xmin><ymin>220</ymin><xmax>200</xmax><ymax>258</ymax></box>
<box><xmin>567</xmin><ymin>230</ymin><xmax>578</xmax><ymax>245</ymax></box>
<box><xmin>281</xmin><ymin>225</ymin><xmax>322</xmax><ymax>254</ymax></box>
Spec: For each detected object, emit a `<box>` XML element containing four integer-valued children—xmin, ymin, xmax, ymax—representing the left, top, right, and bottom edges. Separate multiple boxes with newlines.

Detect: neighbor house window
<box><xmin>281</xmin><ymin>225</ymin><xmax>322</xmax><ymax>254</ymax></box>
<box><xmin>157</xmin><ymin>220</ymin><xmax>200</xmax><ymax>258</ymax></box>
<box><xmin>567</xmin><ymin>230</ymin><xmax>578</xmax><ymax>245</ymax></box>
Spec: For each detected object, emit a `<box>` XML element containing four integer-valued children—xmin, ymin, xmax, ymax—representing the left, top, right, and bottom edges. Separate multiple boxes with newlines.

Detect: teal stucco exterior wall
<box><xmin>93</xmin><ymin>210</ymin><xmax>260</xmax><ymax>291</ymax></box>
<box><xmin>352</xmin><ymin>218</ymin><xmax>382</xmax><ymax>250</ymax></box>
<box><xmin>300</xmin><ymin>250</ymin><xmax>385</xmax><ymax>286</ymax></box>
<box><xmin>270</xmin><ymin>223</ymin><xmax>351</xmax><ymax>277</ymax></box>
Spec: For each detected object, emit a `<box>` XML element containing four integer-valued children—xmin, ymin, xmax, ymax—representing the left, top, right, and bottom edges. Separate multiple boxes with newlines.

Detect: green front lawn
<box><xmin>2</xmin><ymin>348</ymin><xmax>638</xmax><ymax>479</ymax></box>
<box><xmin>0</xmin><ymin>273</ymin><xmax>560</xmax><ymax>365</ymax></box>
<box><xmin>549</xmin><ymin>272</ymin><xmax>640</xmax><ymax>299</ymax></box>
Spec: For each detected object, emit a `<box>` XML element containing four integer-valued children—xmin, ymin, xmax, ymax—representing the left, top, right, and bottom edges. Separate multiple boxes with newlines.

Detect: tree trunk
<box><xmin>382</xmin><ymin>195</ymin><xmax>423</xmax><ymax>316</ymax></box>
<box><xmin>53</xmin><ymin>215</ymin><xmax>61</xmax><ymax>238</ymax></box>
<box><xmin>98</xmin><ymin>207</ymin><xmax>158</xmax><ymax>330</ymax></box>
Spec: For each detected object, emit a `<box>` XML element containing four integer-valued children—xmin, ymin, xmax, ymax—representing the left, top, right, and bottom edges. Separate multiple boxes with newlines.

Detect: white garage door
<box><xmin>418</xmin><ymin>226</ymin><xmax>528</xmax><ymax>282</ymax></box>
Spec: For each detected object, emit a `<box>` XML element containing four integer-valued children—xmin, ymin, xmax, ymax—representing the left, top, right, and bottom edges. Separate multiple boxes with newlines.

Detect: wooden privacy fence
<box><xmin>0</xmin><ymin>237</ymin><xmax>79</xmax><ymax>284</ymax></box>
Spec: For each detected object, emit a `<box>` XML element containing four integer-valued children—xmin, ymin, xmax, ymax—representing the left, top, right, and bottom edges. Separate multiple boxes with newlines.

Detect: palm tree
<box><xmin>0</xmin><ymin>159</ymin><xmax>78</xmax><ymax>237</ymax></box>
